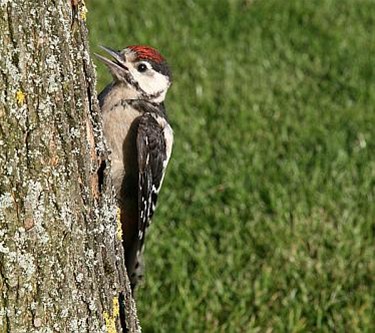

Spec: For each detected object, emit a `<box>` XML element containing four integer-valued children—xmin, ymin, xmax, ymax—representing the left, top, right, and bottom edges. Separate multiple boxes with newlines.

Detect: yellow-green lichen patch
<box><xmin>112</xmin><ymin>297</ymin><xmax>120</xmax><ymax>318</ymax></box>
<box><xmin>103</xmin><ymin>297</ymin><xmax>120</xmax><ymax>333</ymax></box>
<box><xmin>116</xmin><ymin>208</ymin><xmax>123</xmax><ymax>241</ymax></box>
<box><xmin>16</xmin><ymin>90</ymin><xmax>25</xmax><ymax>106</ymax></box>
<box><xmin>79</xmin><ymin>1</ymin><xmax>88</xmax><ymax>21</ymax></box>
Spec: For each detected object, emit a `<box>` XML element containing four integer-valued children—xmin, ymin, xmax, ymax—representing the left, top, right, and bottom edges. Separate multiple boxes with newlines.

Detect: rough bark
<box><xmin>0</xmin><ymin>1</ymin><xmax>140</xmax><ymax>332</ymax></box>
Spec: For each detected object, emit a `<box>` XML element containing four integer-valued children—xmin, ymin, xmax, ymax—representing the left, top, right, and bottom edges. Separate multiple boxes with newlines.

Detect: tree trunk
<box><xmin>0</xmin><ymin>1</ymin><xmax>140</xmax><ymax>332</ymax></box>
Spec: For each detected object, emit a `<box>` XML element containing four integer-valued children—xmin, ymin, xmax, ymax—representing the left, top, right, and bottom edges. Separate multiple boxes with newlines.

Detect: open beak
<box><xmin>94</xmin><ymin>46</ymin><xmax>129</xmax><ymax>75</ymax></box>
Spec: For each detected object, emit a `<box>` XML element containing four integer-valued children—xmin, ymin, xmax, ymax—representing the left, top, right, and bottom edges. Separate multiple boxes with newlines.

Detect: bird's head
<box><xmin>96</xmin><ymin>45</ymin><xmax>172</xmax><ymax>103</ymax></box>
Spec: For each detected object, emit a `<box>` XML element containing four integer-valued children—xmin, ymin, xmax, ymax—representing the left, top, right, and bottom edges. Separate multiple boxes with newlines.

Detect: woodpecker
<box><xmin>96</xmin><ymin>45</ymin><xmax>173</xmax><ymax>291</ymax></box>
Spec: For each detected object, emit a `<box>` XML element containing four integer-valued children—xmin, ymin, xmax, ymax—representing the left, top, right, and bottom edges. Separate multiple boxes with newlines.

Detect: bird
<box><xmin>96</xmin><ymin>45</ymin><xmax>173</xmax><ymax>291</ymax></box>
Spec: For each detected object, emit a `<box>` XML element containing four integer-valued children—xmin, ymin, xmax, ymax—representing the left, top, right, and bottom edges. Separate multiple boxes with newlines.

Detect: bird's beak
<box><xmin>94</xmin><ymin>46</ymin><xmax>129</xmax><ymax>77</ymax></box>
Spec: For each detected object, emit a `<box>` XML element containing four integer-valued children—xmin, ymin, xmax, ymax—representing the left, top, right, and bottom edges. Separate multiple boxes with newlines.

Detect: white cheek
<box><xmin>134</xmin><ymin>70</ymin><xmax>169</xmax><ymax>95</ymax></box>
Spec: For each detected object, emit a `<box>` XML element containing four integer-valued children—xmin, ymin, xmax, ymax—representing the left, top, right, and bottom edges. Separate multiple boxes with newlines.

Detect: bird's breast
<box><xmin>102</xmin><ymin>103</ymin><xmax>142</xmax><ymax>195</ymax></box>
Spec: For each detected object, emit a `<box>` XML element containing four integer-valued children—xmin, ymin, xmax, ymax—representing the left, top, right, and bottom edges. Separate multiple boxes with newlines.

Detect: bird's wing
<box><xmin>136</xmin><ymin>112</ymin><xmax>172</xmax><ymax>251</ymax></box>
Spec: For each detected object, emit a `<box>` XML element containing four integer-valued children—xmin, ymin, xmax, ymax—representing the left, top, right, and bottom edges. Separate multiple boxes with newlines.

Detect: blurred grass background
<box><xmin>87</xmin><ymin>0</ymin><xmax>375</xmax><ymax>332</ymax></box>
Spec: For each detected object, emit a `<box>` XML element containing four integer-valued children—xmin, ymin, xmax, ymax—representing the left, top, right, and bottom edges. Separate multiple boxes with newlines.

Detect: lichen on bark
<box><xmin>0</xmin><ymin>1</ymin><xmax>140</xmax><ymax>332</ymax></box>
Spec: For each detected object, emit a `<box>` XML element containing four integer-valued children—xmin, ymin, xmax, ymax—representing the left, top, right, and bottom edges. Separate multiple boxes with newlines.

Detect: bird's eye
<box><xmin>137</xmin><ymin>63</ymin><xmax>148</xmax><ymax>72</ymax></box>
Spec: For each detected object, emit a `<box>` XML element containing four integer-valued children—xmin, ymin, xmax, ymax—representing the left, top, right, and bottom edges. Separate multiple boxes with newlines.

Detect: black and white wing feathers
<box><xmin>136</xmin><ymin>112</ymin><xmax>172</xmax><ymax>250</ymax></box>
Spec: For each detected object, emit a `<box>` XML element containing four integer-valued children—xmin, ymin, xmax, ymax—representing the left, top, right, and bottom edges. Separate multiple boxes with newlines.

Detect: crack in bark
<box><xmin>97</xmin><ymin>159</ymin><xmax>106</xmax><ymax>194</ymax></box>
<box><xmin>6</xmin><ymin>4</ymin><xmax>17</xmax><ymax>58</ymax></box>
<box><xmin>119</xmin><ymin>292</ymin><xmax>127</xmax><ymax>333</ymax></box>
<box><xmin>0</xmin><ymin>258</ymin><xmax>11</xmax><ymax>333</ymax></box>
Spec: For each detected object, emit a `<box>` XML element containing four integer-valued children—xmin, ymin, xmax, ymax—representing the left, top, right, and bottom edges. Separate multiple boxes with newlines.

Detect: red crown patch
<box><xmin>128</xmin><ymin>45</ymin><xmax>165</xmax><ymax>64</ymax></box>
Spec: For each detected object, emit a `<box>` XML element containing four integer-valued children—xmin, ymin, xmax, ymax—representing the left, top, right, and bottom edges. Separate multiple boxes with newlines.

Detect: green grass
<box><xmin>88</xmin><ymin>0</ymin><xmax>375</xmax><ymax>331</ymax></box>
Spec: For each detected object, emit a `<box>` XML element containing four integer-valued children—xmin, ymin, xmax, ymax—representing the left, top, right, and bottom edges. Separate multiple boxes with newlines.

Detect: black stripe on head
<box><xmin>149</xmin><ymin>60</ymin><xmax>172</xmax><ymax>81</ymax></box>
